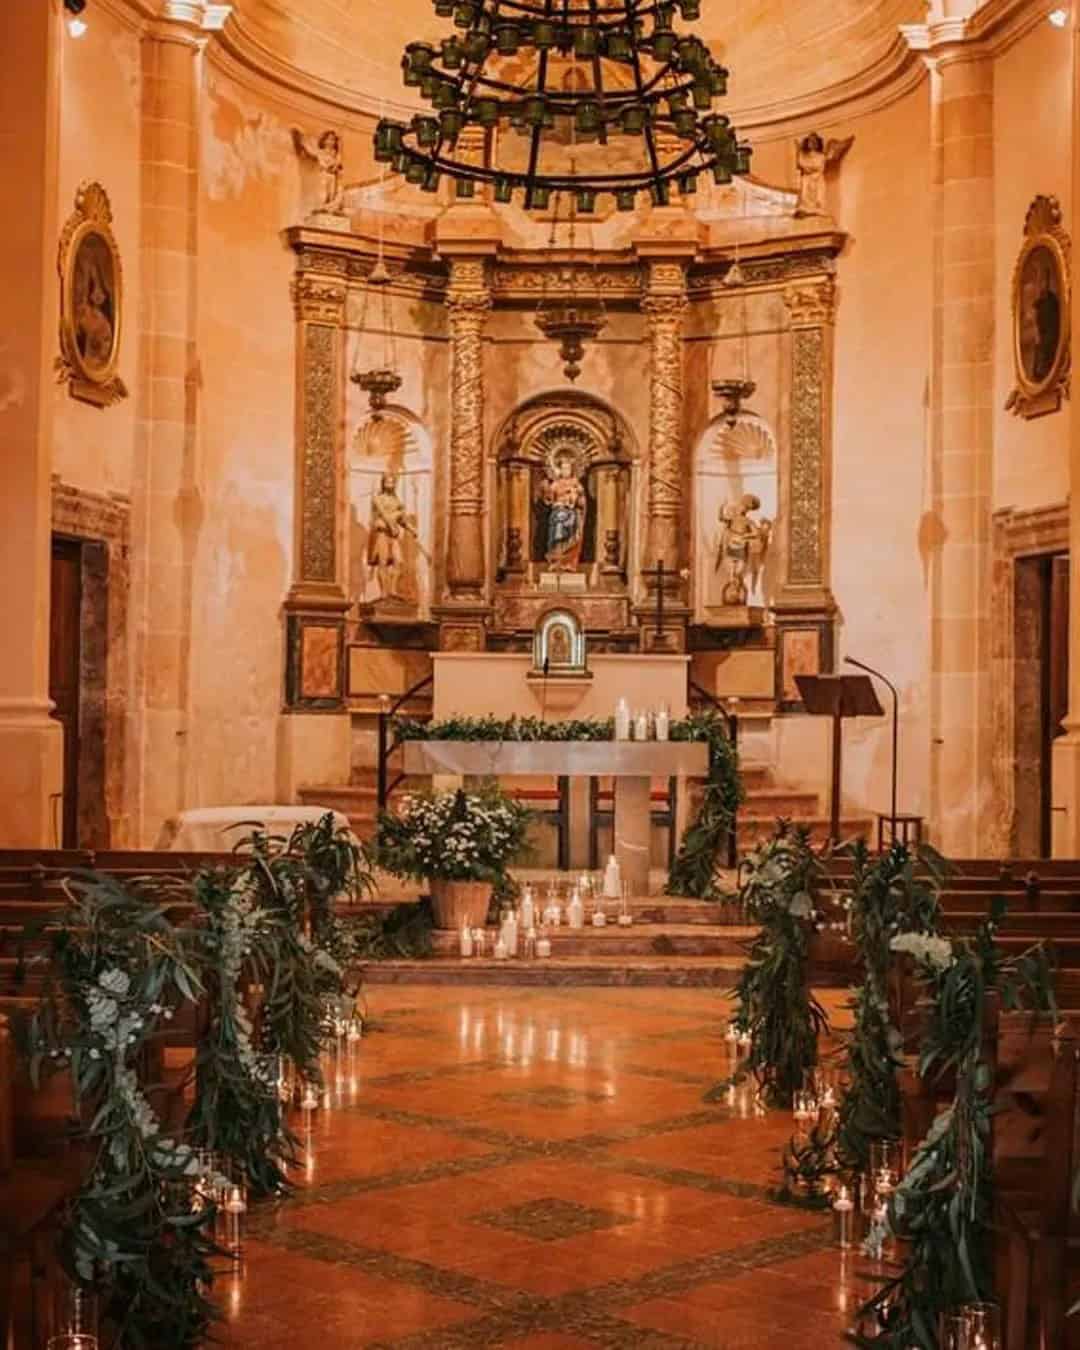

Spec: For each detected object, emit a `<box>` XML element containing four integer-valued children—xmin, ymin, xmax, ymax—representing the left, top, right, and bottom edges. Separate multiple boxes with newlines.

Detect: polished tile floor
<box><xmin>220</xmin><ymin>988</ymin><xmax>869</xmax><ymax>1348</ymax></box>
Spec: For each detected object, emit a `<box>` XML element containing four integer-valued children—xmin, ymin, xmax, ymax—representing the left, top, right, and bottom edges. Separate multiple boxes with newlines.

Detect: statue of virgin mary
<box><xmin>537</xmin><ymin>451</ymin><xmax>586</xmax><ymax>566</ymax></box>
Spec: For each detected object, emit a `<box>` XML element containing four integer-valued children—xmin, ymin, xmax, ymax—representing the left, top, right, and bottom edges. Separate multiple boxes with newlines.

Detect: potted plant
<box><xmin>373</xmin><ymin>785</ymin><xmax>530</xmax><ymax>929</ymax></box>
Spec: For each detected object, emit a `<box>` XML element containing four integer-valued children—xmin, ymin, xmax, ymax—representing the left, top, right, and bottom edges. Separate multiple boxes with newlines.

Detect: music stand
<box><xmin>795</xmin><ymin>674</ymin><xmax>884</xmax><ymax>845</ymax></box>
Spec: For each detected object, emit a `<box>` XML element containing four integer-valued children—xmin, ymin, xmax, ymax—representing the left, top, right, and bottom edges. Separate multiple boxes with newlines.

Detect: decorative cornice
<box><xmin>96</xmin><ymin>0</ymin><xmax>232</xmax><ymax>30</ymax></box>
<box><xmin>901</xmin><ymin>0</ymin><xmax>1051</xmax><ymax>62</ymax></box>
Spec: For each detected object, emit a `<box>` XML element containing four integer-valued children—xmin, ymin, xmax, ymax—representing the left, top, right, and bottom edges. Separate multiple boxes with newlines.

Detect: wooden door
<box><xmin>1044</xmin><ymin>552</ymin><xmax>1070</xmax><ymax>856</ymax></box>
<box><xmin>49</xmin><ymin>537</ymin><xmax>82</xmax><ymax>848</ymax></box>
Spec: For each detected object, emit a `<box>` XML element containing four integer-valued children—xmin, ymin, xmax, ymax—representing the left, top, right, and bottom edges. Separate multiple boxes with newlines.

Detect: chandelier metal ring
<box><xmin>375</xmin><ymin>0</ymin><xmax>751</xmax><ymax>211</ymax></box>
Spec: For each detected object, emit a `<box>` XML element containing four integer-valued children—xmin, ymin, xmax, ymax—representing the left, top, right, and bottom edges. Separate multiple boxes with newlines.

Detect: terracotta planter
<box><xmin>428</xmin><ymin>879</ymin><xmax>492</xmax><ymax>931</ymax></box>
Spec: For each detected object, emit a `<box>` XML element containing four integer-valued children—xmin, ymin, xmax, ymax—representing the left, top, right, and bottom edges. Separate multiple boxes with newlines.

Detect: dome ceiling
<box><xmin>225</xmin><ymin>0</ymin><xmax>924</xmax><ymax>125</ymax></box>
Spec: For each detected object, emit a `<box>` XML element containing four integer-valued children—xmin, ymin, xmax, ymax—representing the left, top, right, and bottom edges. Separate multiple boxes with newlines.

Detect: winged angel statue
<box><xmin>794</xmin><ymin>133</ymin><xmax>854</xmax><ymax>217</ymax></box>
<box><xmin>715</xmin><ymin>494</ymin><xmax>772</xmax><ymax>607</ymax></box>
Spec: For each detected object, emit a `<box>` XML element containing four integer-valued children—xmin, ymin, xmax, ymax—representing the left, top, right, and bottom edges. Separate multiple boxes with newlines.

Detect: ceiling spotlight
<box><xmin>1049</xmin><ymin>7</ymin><xmax>1069</xmax><ymax>26</ymax></box>
<box><xmin>64</xmin><ymin>0</ymin><xmax>88</xmax><ymax>36</ymax></box>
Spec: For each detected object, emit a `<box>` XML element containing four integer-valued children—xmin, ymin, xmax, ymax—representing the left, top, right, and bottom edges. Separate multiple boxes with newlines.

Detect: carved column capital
<box><xmin>784</xmin><ymin>278</ymin><xmax>837</xmax><ymax>327</ymax></box>
<box><xmin>291</xmin><ymin>275</ymin><xmax>347</xmax><ymax>325</ymax></box>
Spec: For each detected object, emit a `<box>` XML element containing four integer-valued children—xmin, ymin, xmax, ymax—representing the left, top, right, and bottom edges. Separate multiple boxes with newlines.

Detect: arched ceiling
<box><xmin>224</xmin><ymin>0</ymin><xmax>924</xmax><ymax>124</ymax></box>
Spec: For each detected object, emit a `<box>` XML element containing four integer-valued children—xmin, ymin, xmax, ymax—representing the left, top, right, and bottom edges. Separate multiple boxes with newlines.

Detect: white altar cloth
<box><xmin>156</xmin><ymin>805</ymin><xmax>354</xmax><ymax>852</ymax></box>
<box><xmin>402</xmin><ymin>740</ymin><xmax>708</xmax><ymax>896</ymax></box>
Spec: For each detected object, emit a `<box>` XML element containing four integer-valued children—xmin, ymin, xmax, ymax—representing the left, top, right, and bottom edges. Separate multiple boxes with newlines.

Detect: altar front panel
<box><xmin>431</xmin><ymin>653</ymin><xmax>690</xmax><ymax>722</ymax></box>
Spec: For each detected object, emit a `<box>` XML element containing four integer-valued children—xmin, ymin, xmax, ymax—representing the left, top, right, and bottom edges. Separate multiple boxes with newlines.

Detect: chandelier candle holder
<box><xmin>375</xmin><ymin>0</ymin><xmax>751</xmax><ymax>211</ymax></box>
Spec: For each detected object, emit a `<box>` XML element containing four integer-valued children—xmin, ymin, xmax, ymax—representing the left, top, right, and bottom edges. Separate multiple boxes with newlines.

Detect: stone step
<box><xmin>361</xmin><ymin>954</ymin><xmax>744</xmax><ymax>988</ymax></box>
<box><xmin>742</xmin><ymin>786</ymin><xmax>820</xmax><ymax>816</ymax></box>
<box><xmin>429</xmin><ymin>923</ymin><xmax>754</xmax><ymax>958</ymax></box>
<box><xmin>737</xmin><ymin>814</ymin><xmax>874</xmax><ymax>847</ymax></box>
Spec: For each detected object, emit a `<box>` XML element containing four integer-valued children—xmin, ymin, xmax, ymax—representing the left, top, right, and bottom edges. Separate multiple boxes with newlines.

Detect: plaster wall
<box><xmin>53</xmin><ymin>8</ymin><xmax>142</xmax><ymax>496</ymax></box>
<box><xmin>992</xmin><ymin>17</ymin><xmax>1072</xmax><ymax>513</ymax></box>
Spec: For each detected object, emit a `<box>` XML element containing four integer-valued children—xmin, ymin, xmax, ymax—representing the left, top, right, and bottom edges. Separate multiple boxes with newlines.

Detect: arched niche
<box><xmin>493</xmin><ymin>391</ymin><xmax>637</xmax><ymax>587</ymax></box>
<box><xmin>692</xmin><ymin>411</ymin><xmax>779</xmax><ymax>623</ymax></box>
<box><xmin>347</xmin><ymin>406</ymin><xmax>434</xmax><ymax>618</ymax></box>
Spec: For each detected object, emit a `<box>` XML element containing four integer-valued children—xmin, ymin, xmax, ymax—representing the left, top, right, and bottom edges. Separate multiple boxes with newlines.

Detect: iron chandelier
<box><xmin>374</xmin><ymin>0</ymin><xmax>751</xmax><ymax>211</ymax></box>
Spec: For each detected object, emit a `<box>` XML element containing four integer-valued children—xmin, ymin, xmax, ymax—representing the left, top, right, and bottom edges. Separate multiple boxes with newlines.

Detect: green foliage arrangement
<box><xmin>834</xmin><ymin>840</ymin><xmax>946</xmax><ymax>1172</ymax></box>
<box><xmin>393</xmin><ymin>710</ymin><xmax>741</xmax><ymax>900</ymax></box>
<box><xmin>667</xmin><ymin>711</ymin><xmax>743</xmax><ymax>900</ymax></box>
<box><xmin>24</xmin><ymin>874</ymin><xmax>217</xmax><ymax>1349</ymax></box>
<box><xmin>15</xmin><ymin>812</ymin><xmax>377</xmax><ymax>1348</ymax></box>
<box><xmin>708</xmin><ymin>823</ymin><xmax>828</xmax><ymax>1107</ymax></box>
<box><xmin>856</xmin><ymin>910</ymin><xmax>1055</xmax><ymax>1349</ymax></box>
<box><xmin>395</xmin><ymin>714</ymin><xmax>615</xmax><ymax>742</ymax></box>
<box><xmin>374</xmin><ymin>783</ymin><xmax>532</xmax><ymax>884</ymax></box>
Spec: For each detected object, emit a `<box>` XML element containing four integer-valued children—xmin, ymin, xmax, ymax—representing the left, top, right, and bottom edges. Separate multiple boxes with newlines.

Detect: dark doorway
<box><xmin>1014</xmin><ymin>551</ymin><xmax>1069</xmax><ymax>858</ymax></box>
<box><xmin>50</xmin><ymin>537</ymin><xmax>82</xmax><ymax>847</ymax></box>
<box><xmin>49</xmin><ymin>534</ymin><xmax>110</xmax><ymax>849</ymax></box>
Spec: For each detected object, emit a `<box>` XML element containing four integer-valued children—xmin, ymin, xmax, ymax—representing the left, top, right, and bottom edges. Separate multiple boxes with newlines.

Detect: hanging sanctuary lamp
<box><xmin>350</xmin><ymin>182</ymin><xmax>403</xmax><ymax>415</ymax></box>
<box><xmin>374</xmin><ymin>1</ymin><xmax>752</xmax><ymax>212</ymax></box>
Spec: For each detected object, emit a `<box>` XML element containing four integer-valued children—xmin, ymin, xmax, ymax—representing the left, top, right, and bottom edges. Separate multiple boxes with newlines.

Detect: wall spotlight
<box><xmin>1049</xmin><ymin>7</ymin><xmax>1069</xmax><ymax>27</ymax></box>
<box><xmin>64</xmin><ymin>0</ymin><xmax>88</xmax><ymax>37</ymax></box>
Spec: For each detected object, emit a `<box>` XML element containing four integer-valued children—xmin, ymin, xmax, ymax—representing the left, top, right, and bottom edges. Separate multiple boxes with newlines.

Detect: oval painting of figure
<box><xmin>72</xmin><ymin>229</ymin><xmax>119</xmax><ymax>378</ymax></box>
<box><xmin>1017</xmin><ymin>241</ymin><xmax>1064</xmax><ymax>387</ymax></box>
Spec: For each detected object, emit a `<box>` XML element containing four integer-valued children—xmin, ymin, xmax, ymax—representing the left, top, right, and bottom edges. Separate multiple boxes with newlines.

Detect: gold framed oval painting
<box><xmin>1007</xmin><ymin>195</ymin><xmax>1071</xmax><ymax>419</ymax></box>
<box><xmin>57</xmin><ymin>181</ymin><xmax>128</xmax><ymax>408</ymax></box>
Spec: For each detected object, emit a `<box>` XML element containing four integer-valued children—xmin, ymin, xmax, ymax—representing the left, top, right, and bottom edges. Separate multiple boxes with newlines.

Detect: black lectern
<box><xmin>795</xmin><ymin>674</ymin><xmax>884</xmax><ymax>845</ymax></box>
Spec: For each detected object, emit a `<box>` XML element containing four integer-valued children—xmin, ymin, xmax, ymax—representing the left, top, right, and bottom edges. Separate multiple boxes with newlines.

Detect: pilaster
<box><xmin>905</xmin><ymin>21</ymin><xmax>996</xmax><ymax>855</ymax></box>
<box><xmin>0</xmin><ymin>0</ymin><xmax>64</xmax><ymax>844</ymax></box>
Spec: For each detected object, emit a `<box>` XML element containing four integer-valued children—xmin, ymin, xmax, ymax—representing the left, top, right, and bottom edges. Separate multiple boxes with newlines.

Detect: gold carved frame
<box><xmin>57</xmin><ymin>182</ymin><xmax>128</xmax><ymax>409</ymax></box>
<box><xmin>1006</xmin><ymin>195</ymin><xmax>1071</xmax><ymax>420</ymax></box>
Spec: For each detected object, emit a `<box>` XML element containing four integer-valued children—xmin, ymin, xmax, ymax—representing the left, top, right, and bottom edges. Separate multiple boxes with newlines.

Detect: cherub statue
<box><xmin>292</xmin><ymin>127</ymin><xmax>345</xmax><ymax>213</ymax></box>
<box><xmin>793</xmin><ymin>132</ymin><xmax>854</xmax><ymax>217</ymax></box>
<box><xmin>715</xmin><ymin>493</ymin><xmax>772</xmax><ymax>607</ymax></box>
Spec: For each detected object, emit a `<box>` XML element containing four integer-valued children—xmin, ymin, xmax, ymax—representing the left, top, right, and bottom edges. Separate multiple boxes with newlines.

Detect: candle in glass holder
<box><xmin>47</xmin><ymin>1338</ymin><xmax>97</xmax><ymax>1350</ymax></box>
<box><xmin>523</xmin><ymin>927</ymin><xmax>537</xmax><ymax>960</ymax></box>
<box><xmin>536</xmin><ymin>935</ymin><xmax>552</xmax><ymax>958</ymax></box>
<box><xmin>792</xmin><ymin>1090</ymin><xmax>816</xmax><ymax>1132</ymax></box>
<box><xmin>633</xmin><ymin>710</ymin><xmax>650</xmax><ymax>741</ymax></box>
<box><xmin>494</xmin><ymin>937</ymin><xmax>509</xmax><ymax>960</ymax></box>
<box><xmin>222</xmin><ymin>1184</ymin><xmax>247</xmax><ymax>1256</ymax></box>
<box><xmin>473</xmin><ymin>927</ymin><xmax>486</xmax><ymax>957</ymax></box>
<box><xmin>832</xmin><ymin>1183</ymin><xmax>854</xmax><ymax>1249</ymax></box>
<box><xmin>958</xmin><ymin>1302</ymin><xmax>1001</xmax><ymax>1350</ymax></box>
<box><xmin>592</xmin><ymin>901</ymin><xmax>607</xmax><ymax>927</ymax></box>
<box><xmin>460</xmin><ymin>923</ymin><xmax>474</xmax><ymax>957</ymax></box>
<box><xmin>300</xmin><ymin>1081</ymin><xmax>319</xmax><ymax>1112</ymax></box>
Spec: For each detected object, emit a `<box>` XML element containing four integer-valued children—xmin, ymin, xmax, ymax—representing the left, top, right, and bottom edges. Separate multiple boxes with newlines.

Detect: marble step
<box><xmin>429</xmin><ymin>923</ymin><xmax>755</xmax><ymax>958</ymax></box>
<box><xmin>361</xmin><ymin>954</ymin><xmax>745</xmax><ymax>988</ymax></box>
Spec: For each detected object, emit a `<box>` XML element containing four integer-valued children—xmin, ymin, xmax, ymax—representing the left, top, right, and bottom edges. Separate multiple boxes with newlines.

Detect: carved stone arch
<box><xmin>692</xmin><ymin>409</ymin><xmax>780</xmax><ymax>622</ymax></box>
<box><xmin>348</xmin><ymin>404</ymin><xmax>435</xmax><ymax>619</ymax></box>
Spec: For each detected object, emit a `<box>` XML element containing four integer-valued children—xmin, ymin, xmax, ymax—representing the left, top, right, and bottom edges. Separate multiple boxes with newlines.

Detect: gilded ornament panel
<box><xmin>789</xmin><ymin>326</ymin><xmax>824</xmax><ymax>585</ymax></box>
<box><xmin>301</xmin><ymin>322</ymin><xmax>338</xmax><ymax>584</ymax></box>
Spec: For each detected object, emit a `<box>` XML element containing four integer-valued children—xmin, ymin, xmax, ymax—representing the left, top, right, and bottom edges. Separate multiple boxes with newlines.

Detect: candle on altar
<box><xmin>832</xmin><ymin>1184</ymin><xmax>854</xmax><ymax>1250</ymax></box>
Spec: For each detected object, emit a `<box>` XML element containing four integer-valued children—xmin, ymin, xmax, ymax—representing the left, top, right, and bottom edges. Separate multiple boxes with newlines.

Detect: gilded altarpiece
<box><xmin>286</xmin><ymin>194</ymin><xmax>844</xmax><ymax>711</ymax></box>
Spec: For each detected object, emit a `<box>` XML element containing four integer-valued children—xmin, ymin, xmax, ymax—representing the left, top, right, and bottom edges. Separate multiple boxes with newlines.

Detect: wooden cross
<box><xmin>643</xmin><ymin>557</ymin><xmax>669</xmax><ymax>639</ymax></box>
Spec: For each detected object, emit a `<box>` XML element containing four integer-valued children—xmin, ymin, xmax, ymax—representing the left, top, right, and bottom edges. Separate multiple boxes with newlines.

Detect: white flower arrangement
<box><xmin>889</xmin><ymin>930</ymin><xmax>955</xmax><ymax>972</ymax></box>
<box><xmin>377</xmin><ymin>785</ymin><xmax>530</xmax><ymax>883</ymax></box>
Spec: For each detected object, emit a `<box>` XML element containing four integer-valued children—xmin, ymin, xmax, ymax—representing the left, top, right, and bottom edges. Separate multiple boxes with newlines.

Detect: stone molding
<box><xmin>990</xmin><ymin>501</ymin><xmax>1070</xmax><ymax>855</ymax></box>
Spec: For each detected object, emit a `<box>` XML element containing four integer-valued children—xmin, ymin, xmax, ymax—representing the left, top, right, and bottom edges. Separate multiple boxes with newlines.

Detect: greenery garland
<box><xmin>24</xmin><ymin>874</ymin><xmax>217</xmax><ymax>1349</ymax></box>
<box><xmin>394</xmin><ymin>711</ymin><xmax>741</xmax><ymax>899</ymax></box>
<box><xmin>856</xmin><ymin>909</ymin><xmax>1055</xmax><ymax>1349</ymax></box>
<box><xmin>708</xmin><ymin>823</ymin><xmax>828</xmax><ymax>1107</ymax></box>
<box><xmin>834</xmin><ymin>840</ymin><xmax>945</xmax><ymax>1172</ymax></box>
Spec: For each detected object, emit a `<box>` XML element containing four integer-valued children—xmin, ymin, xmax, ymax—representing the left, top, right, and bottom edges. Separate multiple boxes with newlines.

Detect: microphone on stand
<box><xmin>844</xmin><ymin>655</ymin><xmax>900</xmax><ymax>840</ymax></box>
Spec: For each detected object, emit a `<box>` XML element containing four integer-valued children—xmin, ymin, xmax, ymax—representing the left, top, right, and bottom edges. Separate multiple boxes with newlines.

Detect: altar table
<box><xmin>156</xmin><ymin>805</ymin><xmax>354</xmax><ymax>852</ymax></box>
<box><xmin>402</xmin><ymin>740</ymin><xmax>709</xmax><ymax>896</ymax></box>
